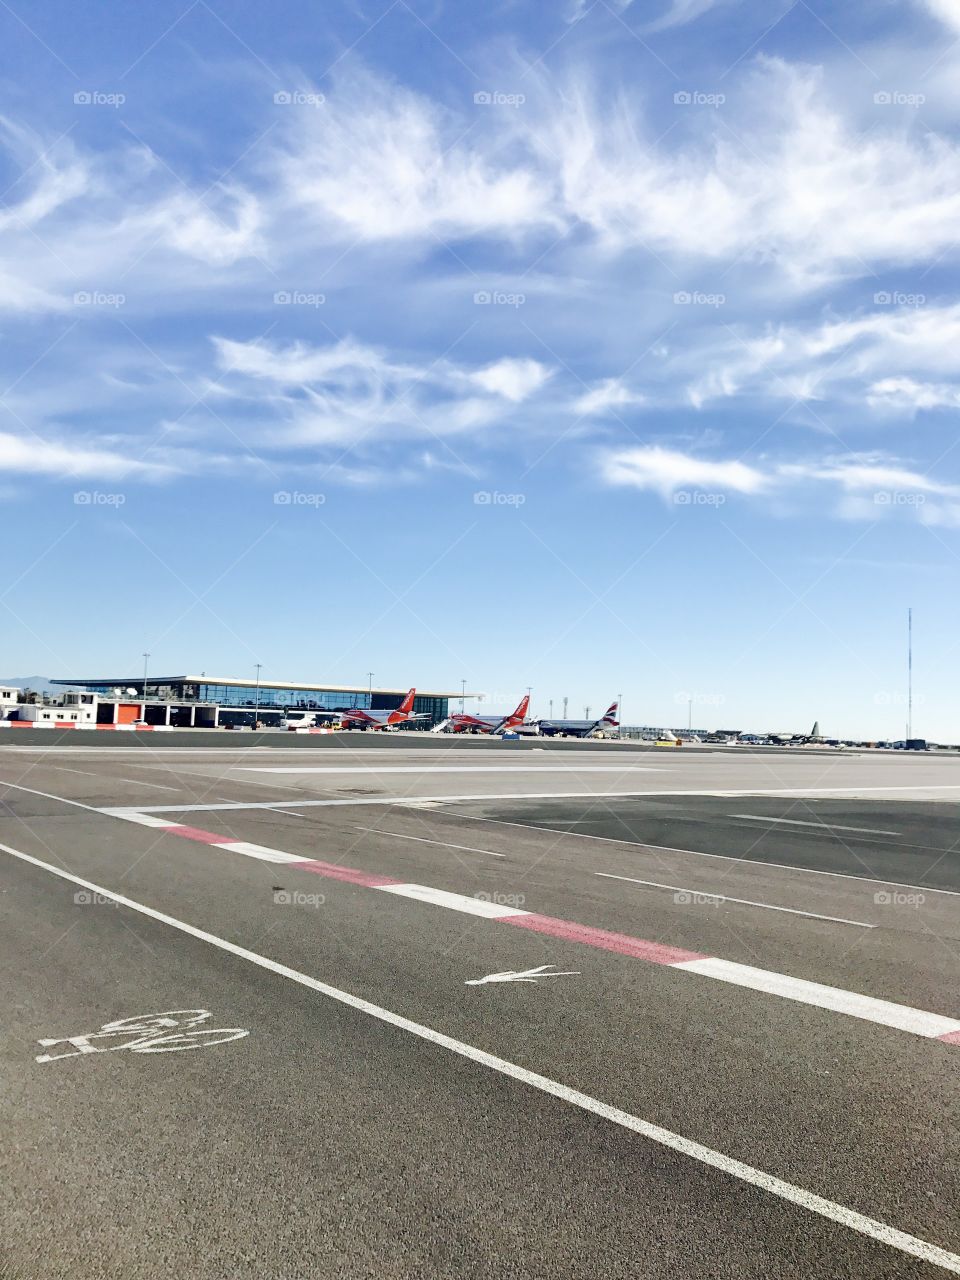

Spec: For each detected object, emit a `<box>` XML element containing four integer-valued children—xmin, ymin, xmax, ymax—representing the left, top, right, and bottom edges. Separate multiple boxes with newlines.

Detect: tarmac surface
<box><xmin>1</xmin><ymin>735</ymin><xmax>958</xmax><ymax>1278</ymax></box>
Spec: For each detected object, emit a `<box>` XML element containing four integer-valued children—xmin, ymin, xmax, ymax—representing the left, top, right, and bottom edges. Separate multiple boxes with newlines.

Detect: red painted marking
<box><xmin>938</xmin><ymin>1029</ymin><xmax>960</xmax><ymax>1045</ymax></box>
<box><xmin>504</xmin><ymin>913</ymin><xmax>707</xmax><ymax>965</ymax></box>
<box><xmin>293</xmin><ymin>859</ymin><xmax>400</xmax><ymax>888</ymax></box>
<box><xmin>166</xmin><ymin>825</ymin><xmax>233</xmax><ymax>846</ymax></box>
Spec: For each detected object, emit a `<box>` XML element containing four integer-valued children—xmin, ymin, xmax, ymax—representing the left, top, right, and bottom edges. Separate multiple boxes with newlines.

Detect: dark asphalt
<box><xmin>449</xmin><ymin>794</ymin><xmax>960</xmax><ymax>891</ymax></box>
<box><xmin>1</xmin><ymin>744</ymin><xmax>958</xmax><ymax>1278</ymax></box>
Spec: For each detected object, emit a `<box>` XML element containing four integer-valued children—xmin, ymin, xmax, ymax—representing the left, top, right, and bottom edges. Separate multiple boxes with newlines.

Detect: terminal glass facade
<box><xmin>63</xmin><ymin>679</ymin><xmax>450</xmax><ymax>725</ymax></box>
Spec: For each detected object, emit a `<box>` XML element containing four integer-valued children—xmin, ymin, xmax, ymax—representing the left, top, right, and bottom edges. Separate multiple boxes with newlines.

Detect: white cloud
<box><xmin>599</xmin><ymin>445</ymin><xmax>960</xmax><ymax>521</ymax></box>
<box><xmin>275</xmin><ymin>76</ymin><xmax>555</xmax><ymax>242</ymax></box>
<box><xmin>0</xmin><ymin>431</ymin><xmax>167</xmax><ymax>480</ymax></box>
<box><xmin>867</xmin><ymin>377</ymin><xmax>960</xmax><ymax>411</ymax></box>
<box><xmin>209</xmin><ymin>338</ymin><xmax>554</xmax><ymax>447</ymax></box>
<box><xmin>466</xmin><ymin>358</ymin><xmax>553</xmax><ymax>402</ymax></box>
<box><xmin>920</xmin><ymin>0</ymin><xmax>960</xmax><ymax>33</ymax></box>
<box><xmin>528</xmin><ymin>58</ymin><xmax>960</xmax><ymax>281</ymax></box>
<box><xmin>573</xmin><ymin>378</ymin><xmax>645</xmax><ymax>415</ymax></box>
<box><xmin>641</xmin><ymin>0</ymin><xmax>734</xmax><ymax>32</ymax></box>
<box><xmin>599</xmin><ymin>445</ymin><xmax>768</xmax><ymax>496</ymax></box>
<box><xmin>683</xmin><ymin>304</ymin><xmax>960</xmax><ymax>410</ymax></box>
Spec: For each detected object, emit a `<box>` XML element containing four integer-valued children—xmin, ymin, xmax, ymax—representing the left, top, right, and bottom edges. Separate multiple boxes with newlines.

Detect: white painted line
<box><xmin>241</xmin><ymin>765</ymin><xmax>665</xmax><ymax>775</ymax></box>
<box><xmin>595</xmin><ymin>873</ymin><xmax>876</xmax><ymax>928</ymax></box>
<box><xmin>2</xmin><ymin>839</ymin><xmax>958</xmax><ymax>1275</ymax></box>
<box><xmin>730</xmin><ymin>815</ymin><xmax>901</xmax><ymax>836</ymax></box>
<box><xmin>458</xmin><ymin>812</ymin><xmax>960</xmax><ymax>899</ymax></box>
<box><xmin>214</xmin><ymin>840</ymin><xmax>307</xmax><ymax>865</ymax></box>
<box><xmin>112</xmin><ymin>812</ymin><xmax>178</xmax><ymax>829</ymax></box>
<box><xmin>353</xmin><ymin>827</ymin><xmax>506</xmax><ymax>858</ymax></box>
<box><xmin>107</xmin><ymin>782</ymin><xmax>960</xmax><ymax>816</ymax></box>
<box><xmin>673</xmin><ymin>957</ymin><xmax>960</xmax><ymax>1039</ymax></box>
<box><xmin>377</xmin><ymin>883</ymin><xmax>528</xmax><ymax>918</ymax></box>
<box><xmin>45</xmin><ymin>766</ymin><xmax>184</xmax><ymax>793</ymax></box>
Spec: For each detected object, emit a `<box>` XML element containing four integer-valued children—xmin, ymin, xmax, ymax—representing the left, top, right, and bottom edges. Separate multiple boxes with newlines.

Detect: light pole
<box><xmin>461</xmin><ymin>679</ymin><xmax>466</xmax><ymax>715</ymax></box>
<box><xmin>367</xmin><ymin>672</ymin><xmax>374</xmax><ymax>710</ymax></box>
<box><xmin>562</xmin><ymin>696</ymin><xmax>568</xmax><ymax>719</ymax></box>
<box><xmin>618</xmin><ymin>690</ymin><xmax>623</xmax><ymax>737</ymax></box>
<box><xmin>907</xmin><ymin>607</ymin><xmax>913</xmax><ymax>741</ymax></box>
<box><xmin>141</xmin><ymin>652</ymin><xmax>150</xmax><ymax>719</ymax></box>
<box><xmin>688</xmin><ymin>698</ymin><xmax>692</xmax><ymax>732</ymax></box>
<box><xmin>549</xmin><ymin>699</ymin><xmax>554</xmax><ymax>719</ymax></box>
<box><xmin>254</xmin><ymin>663</ymin><xmax>262</xmax><ymax>727</ymax></box>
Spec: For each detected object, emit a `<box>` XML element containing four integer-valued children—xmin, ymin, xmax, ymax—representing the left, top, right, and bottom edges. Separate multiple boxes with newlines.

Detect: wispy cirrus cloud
<box><xmin>600</xmin><ymin>444</ymin><xmax>960</xmax><ymax>524</ymax></box>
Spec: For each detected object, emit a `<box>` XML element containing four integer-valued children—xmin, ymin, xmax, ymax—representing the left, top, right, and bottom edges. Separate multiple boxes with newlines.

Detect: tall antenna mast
<box><xmin>907</xmin><ymin>607</ymin><xmax>913</xmax><ymax>741</ymax></box>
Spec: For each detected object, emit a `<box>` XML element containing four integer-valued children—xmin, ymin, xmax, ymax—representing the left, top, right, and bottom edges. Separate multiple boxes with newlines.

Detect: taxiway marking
<box><xmin>4</xmin><ymin>838</ymin><xmax>959</xmax><ymax>1274</ymax></box>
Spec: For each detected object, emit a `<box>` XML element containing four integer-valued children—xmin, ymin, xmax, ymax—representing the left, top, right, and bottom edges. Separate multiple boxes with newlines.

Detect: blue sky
<box><xmin>2</xmin><ymin>0</ymin><xmax>960</xmax><ymax>738</ymax></box>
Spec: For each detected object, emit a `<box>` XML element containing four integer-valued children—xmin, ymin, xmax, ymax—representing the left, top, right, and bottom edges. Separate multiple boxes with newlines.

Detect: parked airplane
<box><xmin>535</xmin><ymin>701</ymin><xmax>620</xmax><ymax>739</ymax></box>
<box><xmin>443</xmin><ymin>693</ymin><xmax>531</xmax><ymax>735</ymax></box>
<box><xmin>340</xmin><ymin>688</ymin><xmax>427</xmax><ymax>731</ymax></box>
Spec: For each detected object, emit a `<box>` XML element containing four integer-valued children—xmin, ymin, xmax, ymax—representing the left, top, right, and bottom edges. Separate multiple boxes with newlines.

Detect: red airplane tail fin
<box><xmin>509</xmin><ymin>693</ymin><xmax>530</xmax><ymax>722</ymax></box>
<box><xmin>399</xmin><ymin>688</ymin><xmax>416</xmax><ymax>714</ymax></box>
<box><xmin>601</xmin><ymin>701</ymin><xmax>619</xmax><ymax>726</ymax></box>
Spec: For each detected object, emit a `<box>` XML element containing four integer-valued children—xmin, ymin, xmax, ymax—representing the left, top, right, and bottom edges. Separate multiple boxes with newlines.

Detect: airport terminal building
<box><xmin>49</xmin><ymin>675</ymin><xmax>467</xmax><ymax>728</ymax></box>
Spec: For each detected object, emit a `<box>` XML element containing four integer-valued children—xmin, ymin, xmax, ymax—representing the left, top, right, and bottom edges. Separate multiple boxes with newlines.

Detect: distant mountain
<box><xmin>0</xmin><ymin>676</ymin><xmax>59</xmax><ymax>692</ymax></box>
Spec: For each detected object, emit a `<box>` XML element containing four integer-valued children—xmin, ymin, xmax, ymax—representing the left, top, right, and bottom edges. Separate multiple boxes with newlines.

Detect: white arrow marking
<box><xmin>465</xmin><ymin>964</ymin><xmax>580</xmax><ymax>986</ymax></box>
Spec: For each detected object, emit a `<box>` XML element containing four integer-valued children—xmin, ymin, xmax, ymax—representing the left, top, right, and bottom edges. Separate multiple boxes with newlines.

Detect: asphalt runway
<box><xmin>1</xmin><ymin>739</ymin><xmax>958</xmax><ymax>1278</ymax></box>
